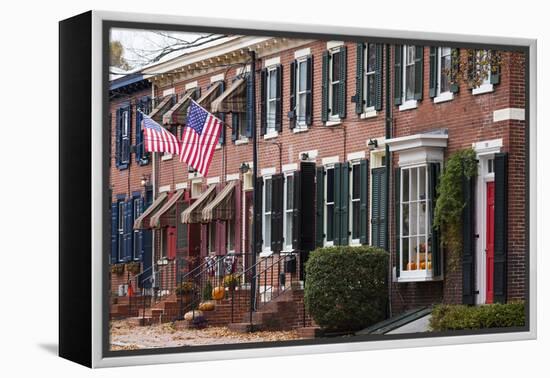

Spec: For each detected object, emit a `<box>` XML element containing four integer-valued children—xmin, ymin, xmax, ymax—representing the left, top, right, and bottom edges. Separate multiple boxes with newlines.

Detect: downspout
<box><xmin>385</xmin><ymin>43</ymin><xmax>393</xmax><ymax>318</ymax></box>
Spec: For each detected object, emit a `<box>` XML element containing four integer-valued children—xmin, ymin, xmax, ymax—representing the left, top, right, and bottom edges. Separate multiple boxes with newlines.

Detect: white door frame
<box><xmin>473</xmin><ymin>139</ymin><xmax>502</xmax><ymax>304</ymax></box>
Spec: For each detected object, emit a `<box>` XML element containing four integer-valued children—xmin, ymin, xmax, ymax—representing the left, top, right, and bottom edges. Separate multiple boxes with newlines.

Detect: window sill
<box><xmin>472</xmin><ymin>83</ymin><xmax>494</xmax><ymax>95</ymax></box>
<box><xmin>280</xmin><ymin>249</ymin><xmax>295</xmax><ymax>254</ymax></box>
<box><xmin>433</xmin><ymin>92</ymin><xmax>454</xmax><ymax>104</ymax></box>
<box><xmin>360</xmin><ymin>109</ymin><xmax>378</xmax><ymax>119</ymax></box>
<box><xmin>292</xmin><ymin>126</ymin><xmax>309</xmax><ymax>134</ymax></box>
<box><xmin>161</xmin><ymin>154</ymin><xmax>173</xmax><ymax>161</ymax></box>
<box><xmin>396</xmin><ymin>270</ymin><xmax>443</xmax><ymax>283</ymax></box>
<box><xmin>325</xmin><ymin>120</ymin><xmax>342</xmax><ymax>127</ymax></box>
<box><xmin>263</xmin><ymin>132</ymin><xmax>278</xmax><ymax>140</ymax></box>
<box><xmin>399</xmin><ymin>100</ymin><xmax>418</xmax><ymax>112</ymax></box>
<box><xmin>349</xmin><ymin>241</ymin><xmax>362</xmax><ymax>247</ymax></box>
<box><xmin>324</xmin><ymin>241</ymin><xmax>334</xmax><ymax>247</ymax></box>
<box><xmin>259</xmin><ymin>251</ymin><xmax>273</xmax><ymax>258</ymax></box>
<box><xmin>215</xmin><ymin>144</ymin><xmax>221</xmax><ymax>150</ymax></box>
<box><xmin>234</xmin><ymin>138</ymin><xmax>249</xmax><ymax>145</ymax></box>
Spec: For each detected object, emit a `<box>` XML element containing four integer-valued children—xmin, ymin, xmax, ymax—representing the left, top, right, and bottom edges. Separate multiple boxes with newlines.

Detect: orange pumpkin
<box><xmin>407</xmin><ymin>262</ymin><xmax>417</xmax><ymax>270</ymax></box>
<box><xmin>212</xmin><ymin>286</ymin><xmax>225</xmax><ymax>300</ymax></box>
<box><xmin>198</xmin><ymin>301</ymin><xmax>215</xmax><ymax>311</ymax></box>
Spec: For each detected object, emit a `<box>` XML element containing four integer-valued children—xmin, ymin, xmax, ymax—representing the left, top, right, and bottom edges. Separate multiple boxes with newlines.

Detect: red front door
<box><xmin>486</xmin><ymin>182</ymin><xmax>495</xmax><ymax>304</ymax></box>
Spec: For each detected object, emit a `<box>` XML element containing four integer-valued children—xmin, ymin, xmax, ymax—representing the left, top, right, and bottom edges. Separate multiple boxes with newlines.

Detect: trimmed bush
<box><xmin>430</xmin><ymin>302</ymin><xmax>525</xmax><ymax>331</ymax></box>
<box><xmin>304</xmin><ymin>246</ymin><xmax>388</xmax><ymax>332</ymax></box>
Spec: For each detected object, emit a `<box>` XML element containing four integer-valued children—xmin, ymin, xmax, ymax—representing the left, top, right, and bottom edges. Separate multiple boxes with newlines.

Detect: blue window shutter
<box><xmin>245</xmin><ymin>73</ymin><xmax>253</xmax><ymax>138</ymax></box>
<box><xmin>260</xmin><ymin>68</ymin><xmax>267</xmax><ymax>136</ymax></box>
<box><xmin>394</xmin><ymin>168</ymin><xmax>401</xmax><ymax>278</ymax></box>
<box><xmin>429</xmin><ymin>47</ymin><xmax>438</xmax><ymax>98</ymax></box>
<box><xmin>493</xmin><ymin>153</ymin><xmax>508</xmax><ymax>303</ymax></box>
<box><xmin>135</xmin><ymin>100</ymin><xmax>143</xmax><ymax>163</ymax></box>
<box><xmin>374</xmin><ymin>44</ymin><xmax>384</xmax><ymax>111</ymax></box>
<box><xmin>338</xmin><ymin>46</ymin><xmax>347</xmax><ymax>119</ymax></box>
<box><xmin>339</xmin><ymin>162</ymin><xmax>350</xmax><ymax>245</ymax></box>
<box><xmin>305</xmin><ymin>55</ymin><xmax>314</xmax><ymax>126</ymax></box>
<box><xmin>115</xmin><ymin>109</ymin><xmax>122</xmax><ymax>168</ymax></box>
<box><xmin>218</xmin><ymin>81</ymin><xmax>226</xmax><ymax>145</ymax></box>
<box><xmin>140</xmin><ymin>190</ymin><xmax>153</xmax><ymax>287</ymax></box>
<box><xmin>123</xmin><ymin>199</ymin><xmax>133</xmax><ymax>262</ymax></box>
<box><xmin>414</xmin><ymin>46</ymin><xmax>424</xmax><ymax>101</ymax></box>
<box><xmin>333</xmin><ymin>163</ymin><xmax>342</xmax><ymax>245</ymax></box>
<box><xmin>315</xmin><ymin>166</ymin><xmax>325</xmax><ymax>248</ymax></box>
<box><xmin>111</xmin><ymin>202</ymin><xmax>119</xmax><ymax>264</ymax></box>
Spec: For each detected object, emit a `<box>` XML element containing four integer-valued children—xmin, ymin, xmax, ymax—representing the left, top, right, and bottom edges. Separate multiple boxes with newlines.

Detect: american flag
<box><xmin>141</xmin><ymin>112</ymin><xmax>181</xmax><ymax>155</ymax></box>
<box><xmin>179</xmin><ymin>100</ymin><xmax>222</xmax><ymax>176</ymax></box>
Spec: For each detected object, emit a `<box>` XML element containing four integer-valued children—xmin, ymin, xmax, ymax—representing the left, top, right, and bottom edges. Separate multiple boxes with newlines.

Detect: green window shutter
<box><xmin>338</xmin><ymin>46</ymin><xmax>347</xmax><ymax>119</ymax></box>
<box><xmin>275</xmin><ymin>65</ymin><xmax>283</xmax><ymax>132</ymax></box>
<box><xmin>254</xmin><ymin>177</ymin><xmax>264</xmax><ymax>254</ymax></box>
<box><xmin>371</xmin><ymin>167</ymin><xmax>387</xmax><ymax>249</ymax></box>
<box><xmin>429</xmin><ymin>163</ymin><xmax>442</xmax><ymax>277</ymax></box>
<box><xmin>394</xmin><ymin>168</ymin><xmax>401</xmax><ymax>277</ymax></box>
<box><xmin>305</xmin><ymin>55</ymin><xmax>314</xmax><ymax>126</ymax></box>
<box><xmin>315</xmin><ymin>166</ymin><xmax>325</xmax><ymax>247</ymax></box>
<box><xmin>260</xmin><ymin>68</ymin><xmax>267</xmax><ymax>135</ymax></box>
<box><xmin>115</xmin><ymin>108</ymin><xmax>121</xmax><ymax>168</ymax></box>
<box><xmin>333</xmin><ymin>163</ymin><xmax>342</xmax><ymax>245</ymax></box>
<box><xmin>394</xmin><ymin>45</ymin><xmax>403</xmax><ymax>106</ymax></box>
<box><xmin>494</xmin><ymin>153</ymin><xmax>508</xmax><ymax>304</ymax></box>
<box><xmin>490</xmin><ymin>50</ymin><xmax>501</xmax><ymax>85</ymax></box>
<box><xmin>292</xmin><ymin>171</ymin><xmax>302</xmax><ymax>250</ymax></box>
<box><xmin>429</xmin><ymin>47</ymin><xmax>437</xmax><ymax>98</ymax></box>
<box><xmin>359</xmin><ymin>159</ymin><xmax>369</xmax><ymax>245</ymax></box>
<box><xmin>414</xmin><ymin>46</ymin><xmax>424</xmax><ymax>100</ymax></box>
<box><xmin>374</xmin><ymin>44</ymin><xmax>384</xmax><ymax>111</ymax></box>
<box><xmin>299</xmin><ymin>162</ymin><xmax>317</xmax><ymax>251</ymax></box>
<box><xmin>288</xmin><ymin>60</ymin><xmax>297</xmax><ymax>129</ymax></box>
<box><xmin>462</xmin><ymin>169</ymin><xmax>476</xmax><ymax>304</ymax></box>
<box><xmin>321</xmin><ymin>51</ymin><xmax>330</xmax><ymax>122</ymax></box>
<box><xmin>340</xmin><ymin>162</ymin><xmax>350</xmax><ymax>245</ymax></box>
<box><xmin>450</xmin><ymin>48</ymin><xmax>460</xmax><ymax>93</ymax></box>
<box><xmin>354</xmin><ymin>43</ymin><xmax>365</xmax><ymax>115</ymax></box>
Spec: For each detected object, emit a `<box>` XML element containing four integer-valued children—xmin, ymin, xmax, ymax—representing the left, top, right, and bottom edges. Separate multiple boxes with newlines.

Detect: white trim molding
<box><xmin>386</xmin><ymin>130</ymin><xmax>448</xmax><ymax>167</ymax></box>
<box><xmin>347</xmin><ymin>151</ymin><xmax>366</xmax><ymax>161</ymax></box>
<box><xmin>261</xmin><ymin>167</ymin><xmax>276</xmax><ymax>176</ymax></box>
<box><xmin>160</xmin><ymin>153</ymin><xmax>173</xmax><ymax>161</ymax></box>
<box><xmin>327</xmin><ymin>41</ymin><xmax>344</xmax><ymax>50</ymax></box>
<box><xmin>264</xmin><ymin>56</ymin><xmax>281</xmax><ymax>67</ymax></box>
<box><xmin>206</xmin><ymin>176</ymin><xmax>220</xmax><ymax>185</ymax></box>
<box><xmin>472</xmin><ymin>83</ymin><xmax>494</xmax><ymax>95</ymax></box>
<box><xmin>185</xmin><ymin>81</ymin><xmax>198</xmax><ymax>90</ymax></box>
<box><xmin>398</xmin><ymin>99</ymin><xmax>418</xmax><ymax>112</ymax></box>
<box><xmin>159</xmin><ymin>185</ymin><xmax>171</xmax><ymax>193</ymax></box>
<box><xmin>294</xmin><ymin>47</ymin><xmax>311</xmax><ymax>59</ymax></box>
<box><xmin>226</xmin><ymin>173</ymin><xmax>240</xmax><ymax>181</ymax></box>
<box><xmin>433</xmin><ymin>92</ymin><xmax>454</xmax><ymax>104</ymax></box>
<box><xmin>210</xmin><ymin>73</ymin><xmax>224</xmax><ymax>83</ymax></box>
<box><xmin>473</xmin><ymin>138</ymin><xmax>503</xmax><ymax>155</ymax></box>
<box><xmin>322</xmin><ymin>156</ymin><xmax>339</xmax><ymax>166</ymax></box>
<box><xmin>282</xmin><ymin>163</ymin><xmax>298</xmax><ymax>172</ymax></box>
<box><xmin>493</xmin><ymin>108</ymin><xmax>525</xmax><ymax>122</ymax></box>
<box><xmin>298</xmin><ymin>149</ymin><xmax>318</xmax><ymax>162</ymax></box>
<box><xmin>162</xmin><ymin>88</ymin><xmax>175</xmax><ymax>96</ymax></box>
<box><xmin>175</xmin><ymin>182</ymin><xmax>188</xmax><ymax>190</ymax></box>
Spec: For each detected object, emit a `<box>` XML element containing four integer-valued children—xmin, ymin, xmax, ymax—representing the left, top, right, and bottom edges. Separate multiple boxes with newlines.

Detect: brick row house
<box><xmin>109</xmin><ymin>35</ymin><xmax>526</xmax><ymax>328</ymax></box>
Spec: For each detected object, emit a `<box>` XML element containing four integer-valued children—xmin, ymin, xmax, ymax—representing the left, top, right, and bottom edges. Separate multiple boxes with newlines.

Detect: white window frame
<box><xmin>261</xmin><ymin>176</ymin><xmax>273</xmax><ymax>255</ymax></box>
<box><xmin>399</xmin><ymin>164</ymin><xmax>433</xmax><ymax>282</ymax></box>
<box><xmin>117</xmin><ymin>201</ymin><xmax>125</xmax><ymax>261</ymax></box>
<box><xmin>282</xmin><ymin>172</ymin><xmax>295</xmax><ymax>252</ymax></box>
<box><xmin>295</xmin><ymin>58</ymin><xmax>308</xmax><ymax>129</ymax></box>
<box><xmin>349</xmin><ymin>161</ymin><xmax>362</xmax><ymax>246</ymax></box>
<box><xmin>226</xmin><ymin>217</ymin><xmax>235</xmax><ymax>254</ymax></box>
<box><xmin>472</xmin><ymin>49</ymin><xmax>494</xmax><ymax>95</ymax></box>
<box><xmin>400</xmin><ymin>45</ymin><xmax>418</xmax><ymax>111</ymax></box>
<box><xmin>191</xmin><ymin>181</ymin><xmax>202</xmax><ymax>199</ymax></box>
<box><xmin>265</xmin><ymin>66</ymin><xmax>278</xmax><ymax>135</ymax></box>
<box><xmin>324</xmin><ymin>165</ymin><xmax>335</xmax><ymax>247</ymax></box>
<box><xmin>434</xmin><ymin>47</ymin><xmax>454</xmax><ymax>103</ymax></box>
<box><xmin>364</xmin><ymin>43</ymin><xmax>377</xmax><ymax>113</ymax></box>
<box><xmin>328</xmin><ymin>48</ymin><xmax>342</xmax><ymax>122</ymax></box>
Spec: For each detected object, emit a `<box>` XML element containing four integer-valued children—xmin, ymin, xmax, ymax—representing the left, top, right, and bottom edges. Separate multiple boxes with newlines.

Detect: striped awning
<box><xmin>202</xmin><ymin>180</ymin><xmax>236</xmax><ymax>222</ymax></box>
<box><xmin>181</xmin><ymin>184</ymin><xmax>217</xmax><ymax>224</ymax></box>
<box><xmin>149</xmin><ymin>189</ymin><xmax>186</xmax><ymax>229</ymax></box>
<box><xmin>148</xmin><ymin>96</ymin><xmax>173</xmax><ymax>124</ymax></box>
<box><xmin>196</xmin><ymin>81</ymin><xmax>222</xmax><ymax>112</ymax></box>
<box><xmin>162</xmin><ymin>90</ymin><xmax>195</xmax><ymax>126</ymax></box>
<box><xmin>211</xmin><ymin>78</ymin><xmax>246</xmax><ymax>113</ymax></box>
<box><xmin>133</xmin><ymin>192</ymin><xmax>168</xmax><ymax>229</ymax></box>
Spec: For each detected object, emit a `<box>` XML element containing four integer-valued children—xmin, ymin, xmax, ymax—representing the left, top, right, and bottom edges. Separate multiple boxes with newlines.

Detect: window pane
<box><xmin>402</xmin><ymin>169</ymin><xmax>409</xmax><ymax>202</ymax></box>
<box><xmin>332</xmin><ymin>51</ymin><xmax>340</xmax><ymax>82</ymax></box>
<box><xmin>409</xmin><ymin>236</ymin><xmax>419</xmax><ymax>270</ymax></box>
<box><xmin>264</xmin><ymin>215</ymin><xmax>271</xmax><ymax>248</ymax></box>
<box><xmin>286</xmin><ymin>176</ymin><xmax>294</xmax><ymax>210</ymax></box>
<box><xmin>327</xmin><ymin>204</ymin><xmax>334</xmax><ymax>241</ymax></box>
<box><xmin>410</xmin><ymin>167</ymin><xmax>418</xmax><ymax>201</ymax></box>
<box><xmin>352</xmin><ymin>165</ymin><xmax>361</xmax><ymax>199</ymax></box>
<box><xmin>267</xmin><ymin>101</ymin><xmax>276</xmax><ymax>130</ymax></box>
<box><xmin>419</xmin><ymin>201</ymin><xmax>427</xmax><ymax>235</ymax></box>
<box><xmin>326</xmin><ymin>169</ymin><xmax>334</xmax><ymax>202</ymax></box>
<box><xmin>298</xmin><ymin>61</ymin><xmax>307</xmax><ymax>91</ymax></box>
<box><xmin>352</xmin><ymin>201</ymin><xmax>360</xmax><ymax>239</ymax></box>
<box><xmin>418</xmin><ymin>166</ymin><xmax>426</xmax><ymax>200</ymax></box>
<box><xmin>297</xmin><ymin>93</ymin><xmax>306</xmax><ymax>123</ymax></box>
<box><xmin>440</xmin><ymin>48</ymin><xmax>451</xmax><ymax>93</ymax></box>
<box><xmin>285</xmin><ymin>212</ymin><xmax>293</xmax><ymax>246</ymax></box>
<box><xmin>331</xmin><ymin>83</ymin><xmax>339</xmax><ymax>114</ymax></box>
<box><xmin>410</xmin><ymin>202</ymin><xmax>418</xmax><ymax>236</ymax></box>
<box><xmin>367</xmin><ymin>44</ymin><xmax>376</xmax><ymax>72</ymax></box>
<box><xmin>402</xmin><ymin>203</ymin><xmax>409</xmax><ymax>236</ymax></box>
<box><xmin>402</xmin><ymin>237</ymin><xmax>409</xmax><ymax>271</ymax></box>
<box><xmin>177</xmin><ymin>204</ymin><xmax>188</xmax><ymax>250</ymax></box>
<box><xmin>269</xmin><ymin>70</ymin><xmax>277</xmax><ymax>99</ymax></box>
<box><xmin>405</xmin><ymin>64</ymin><xmax>415</xmax><ymax>101</ymax></box>
<box><xmin>265</xmin><ymin>179</ymin><xmax>272</xmax><ymax>213</ymax></box>
<box><xmin>366</xmin><ymin>74</ymin><xmax>376</xmax><ymax>108</ymax></box>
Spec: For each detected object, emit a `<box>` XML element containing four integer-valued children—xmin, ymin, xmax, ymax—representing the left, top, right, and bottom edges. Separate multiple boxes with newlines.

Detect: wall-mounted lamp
<box><xmin>239</xmin><ymin>162</ymin><xmax>250</xmax><ymax>174</ymax></box>
<box><xmin>367</xmin><ymin>139</ymin><xmax>378</xmax><ymax>151</ymax></box>
<box><xmin>300</xmin><ymin>152</ymin><xmax>309</xmax><ymax>161</ymax></box>
<box><xmin>188</xmin><ymin>166</ymin><xmax>196</xmax><ymax>174</ymax></box>
<box><xmin>140</xmin><ymin>174</ymin><xmax>150</xmax><ymax>187</ymax></box>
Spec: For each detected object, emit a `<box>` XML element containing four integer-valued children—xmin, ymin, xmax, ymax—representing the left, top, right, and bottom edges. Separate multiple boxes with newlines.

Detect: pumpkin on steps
<box><xmin>184</xmin><ymin>310</ymin><xmax>204</xmax><ymax>321</ymax></box>
<box><xmin>198</xmin><ymin>301</ymin><xmax>215</xmax><ymax>311</ymax></box>
<box><xmin>212</xmin><ymin>286</ymin><xmax>225</xmax><ymax>300</ymax></box>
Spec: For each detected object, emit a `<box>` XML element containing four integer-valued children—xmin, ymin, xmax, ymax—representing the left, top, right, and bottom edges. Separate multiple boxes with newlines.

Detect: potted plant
<box><xmin>125</xmin><ymin>261</ymin><xmax>141</xmax><ymax>274</ymax></box>
<box><xmin>223</xmin><ymin>274</ymin><xmax>240</xmax><ymax>291</ymax></box>
<box><xmin>175</xmin><ymin>281</ymin><xmax>195</xmax><ymax>304</ymax></box>
<box><xmin>111</xmin><ymin>263</ymin><xmax>125</xmax><ymax>275</ymax></box>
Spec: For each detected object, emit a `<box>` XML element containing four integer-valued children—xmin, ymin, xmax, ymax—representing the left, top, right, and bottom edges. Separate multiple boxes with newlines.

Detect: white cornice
<box><xmin>385</xmin><ymin>132</ymin><xmax>448</xmax><ymax>152</ymax></box>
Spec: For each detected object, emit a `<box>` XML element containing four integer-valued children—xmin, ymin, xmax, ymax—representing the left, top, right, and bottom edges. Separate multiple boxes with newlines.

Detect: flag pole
<box><xmin>249</xmin><ymin>49</ymin><xmax>258</xmax><ymax>328</ymax></box>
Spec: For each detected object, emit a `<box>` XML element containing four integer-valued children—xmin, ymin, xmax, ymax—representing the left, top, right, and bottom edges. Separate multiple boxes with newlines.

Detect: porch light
<box><xmin>140</xmin><ymin>174</ymin><xmax>150</xmax><ymax>187</ymax></box>
<box><xmin>300</xmin><ymin>152</ymin><xmax>309</xmax><ymax>161</ymax></box>
<box><xmin>188</xmin><ymin>166</ymin><xmax>196</xmax><ymax>174</ymax></box>
<box><xmin>239</xmin><ymin>162</ymin><xmax>250</xmax><ymax>174</ymax></box>
<box><xmin>367</xmin><ymin>139</ymin><xmax>378</xmax><ymax>151</ymax></box>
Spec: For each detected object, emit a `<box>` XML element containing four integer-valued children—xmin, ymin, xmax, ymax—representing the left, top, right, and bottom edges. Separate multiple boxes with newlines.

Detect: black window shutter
<box><xmin>275</xmin><ymin>65</ymin><xmax>283</xmax><ymax>132</ymax></box>
<box><xmin>429</xmin><ymin>47</ymin><xmax>438</xmax><ymax>98</ymax></box>
<box><xmin>462</xmin><ymin>171</ymin><xmax>476</xmax><ymax>305</ymax></box>
<box><xmin>306</xmin><ymin>56</ymin><xmax>314</xmax><ymax>126</ymax></box>
<box><xmin>140</xmin><ymin>191</ymin><xmax>153</xmax><ymax>288</ymax></box>
<box><xmin>394</xmin><ymin>168</ymin><xmax>401</xmax><ymax>277</ymax></box>
<box><xmin>300</xmin><ymin>162</ymin><xmax>316</xmax><ymax>251</ymax></box>
<box><xmin>315</xmin><ymin>166</ymin><xmax>325</xmax><ymax>247</ymax></box>
<box><xmin>115</xmin><ymin>109</ymin><xmax>122</xmax><ymax>168</ymax></box>
<box><xmin>288</xmin><ymin>60</ymin><xmax>297</xmax><ymax>129</ymax></box>
<box><xmin>494</xmin><ymin>153</ymin><xmax>508</xmax><ymax>303</ymax></box>
<box><xmin>135</xmin><ymin>100</ymin><xmax>143</xmax><ymax>162</ymax></box>
<box><xmin>254</xmin><ymin>177</ymin><xmax>264</xmax><ymax>253</ymax></box>
<box><xmin>333</xmin><ymin>163</ymin><xmax>342</xmax><ymax>245</ymax></box>
<box><xmin>371</xmin><ymin>167</ymin><xmax>387</xmax><ymax>249</ymax></box>
<box><xmin>292</xmin><ymin>171</ymin><xmax>302</xmax><ymax>250</ymax></box>
<box><xmin>374</xmin><ymin>44</ymin><xmax>384</xmax><ymax>111</ymax></box>
<box><xmin>123</xmin><ymin>105</ymin><xmax>132</xmax><ymax>166</ymax></box>
<box><xmin>354</xmin><ymin>43</ymin><xmax>365</xmax><ymax>115</ymax></box>
<box><xmin>429</xmin><ymin>163</ymin><xmax>442</xmax><ymax>277</ymax></box>
<box><xmin>338</xmin><ymin>46</ymin><xmax>347</xmax><ymax>119</ymax></box>
<box><xmin>231</xmin><ymin>113</ymin><xmax>239</xmax><ymax>142</ymax></box>
<box><xmin>110</xmin><ymin>202</ymin><xmax>119</xmax><ymax>264</ymax></box>
<box><xmin>260</xmin><ymin>68</ymin><xmax>267</xmax><ymax>136</ymax></box>
<box><xmin>218</xmin><ymin>81</ymin><xmax>226</xmax><ymax>145</ymax></box>
<box><xmin>490</xmin><ymin>50</ymin><xmax>501</xmax><ymax>85</ymax></box>
<box><xmin>394</xmin><ymin>45</ymin><xmax>403</xmax><ymax>106</ymax></box>
<box><xmin>414</xmin><ymin>46</ymin><xmax>424</xmax><ymax>100</ymax></box>
<box><xmin>359</xmin><ymin>159</ymin><xmax>369</xmax><ymax>245</ymax></box>
<box><xmin>246</xmin><ymin>73</ymin><xmax>253</xmax><ymax>138</ymax></box>
<box><xmin>450</xmin><ymin>48</ymin><xmax>460</xmax><ymax>93</ymax></box>
<box><xmin>339</xmin><ymin>162</ymin><xmax>350</xmax><ymax>245</ymax></box>
<box><xmin>124</xmin><ymin>199</ymin><xmax>133</xmax><ymax>262</ymax></box>
<box><xmin>270</xmin><ymin>174</ymin><xmax>284</xmax><ymax>253</ymax></box>
<box><xmin>321</xmin><ymin>51</ymin><xmax>330</xmax><ymax>122</ymax></box>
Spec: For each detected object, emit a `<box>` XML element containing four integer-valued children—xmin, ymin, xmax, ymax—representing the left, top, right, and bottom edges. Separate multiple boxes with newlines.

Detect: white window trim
<box><xmin>163</xmin><ymin>87</ymin><xmax>175</xmax><ymax>96</ymax></box>
<box><xmin>324</xmin><ymin>165</ymin><xmax>335</xmax><ymax>247</ymax></box>
<box><xmin>434</xmin><ymin>47</ymin><xmax>454</xmax><ymax>103</ymax></box>
<box><xmin>184</xmin><ymin>81</ymin><xmax>197</xmax><ymax>91</ymax></box>
<box><xmin>364</xmin><ymin>43</ymin><xmax>376</xmax><ymax>112</ymax></box>
<box><xmin>265</xmin><ymin>66</ymin><xmax>278</xmax><ymax>134</ymax></box>
<box><xmin>295</xmin><ymin>57</ymin><xmax>309</xmax><ymax>129</ymax></box>
<box><xmin>298</xmin><ymin>149</ymin><xmax>318</xmax><ymax>162</ymax></box>
<box><xmin>360</xmin><ymin>109</ymin><xmax>378</xmax><ymax>119</ymax></box>
<box><xmin>263</xmin><ymin>131</ymin><xmax>279</xmax><ymax>140</ymax></box>
<box><xmin>328</xmin><ymin>48</ymin><xmax>342</xmax><ymax>122</ymax></box>
<box><xmin>282</xmin><ymin>171</ymin><xmax>296</xmax><ymax>252</ymax></box>
<box><xmin>294</xmin><ymin>47</ymin><xmax>311</xmax><ymax>59</ymax></box>
<box><xmin>206</xmin><ymin>176</ymin><xmax>220</xmax><ymax>185</ymax></box>
<box><xmin>321</xmin><ymin>156</ymin><xmax>339</xmax><ymax>166</ymax></box>
<box><xmin>349</xmin><ymin>161</ymin><xmax>361</xmax><ymax>246</ymax></box>
<box><xmin>210</xmin><ymin>73</ymin><xmax>224</xmax><ymax>83</ymax></box>
<box><xmin>401</xmin><ymin>45</ymin><xmax>417</xmax><ymax>107</ymax></box>
<box><xmin>264</xmin><ymin>56</ymin><xmax>281</xmax><ymax>68</ymax></box>
<box><xmin>175</xmin><ymin>182</ymin><xmax>188</xmax><ymax>190</ymax></box>
<box><xmin>347</xmin><ymin>151</ymin><xmax>365</xmax><ymax>161</ymax></box>
<box><xmin>433</xmin><ymin>91</ymin><xmax>454</xmax><ymax>103</ymax></box>
<box><xmin>158</xmin><ymin>185</ymin><xmax>171</xmax><ymax>193</ymax></box>
<box><xmin>369</xmin><ymin>148</ymin><xmax>386</xmax><ymax>246</ymax></box>
<box><xmin>472</xmin><ymin>50</ymin><xmax>494</xmax><ymax>95</ymax></box>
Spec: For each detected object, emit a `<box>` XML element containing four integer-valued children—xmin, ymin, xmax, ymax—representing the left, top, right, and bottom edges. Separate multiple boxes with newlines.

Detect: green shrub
<box><xmin>430</xmin><ymin>302</ymin><xmax>525</xmax><ymax>331</ymax></box>
<box><xmin>304</xmin><ymin>246</ymin><xmax>388</xmax><ymax>332</ymax></box>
